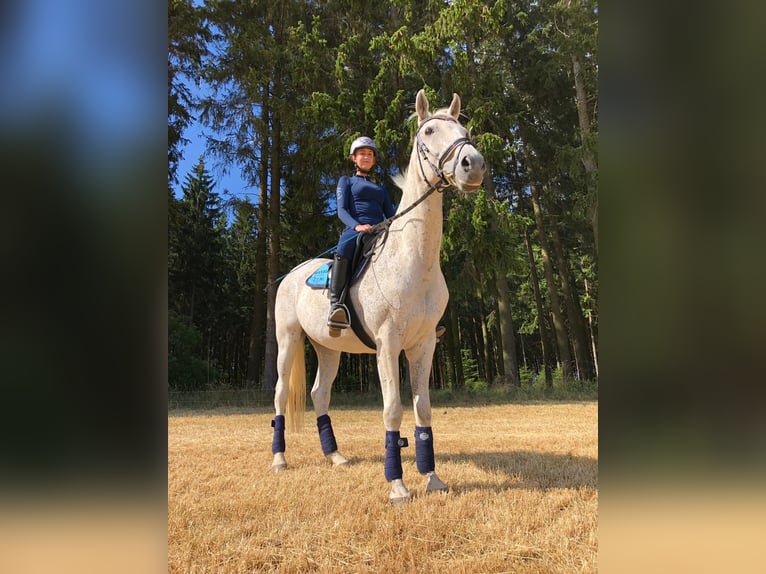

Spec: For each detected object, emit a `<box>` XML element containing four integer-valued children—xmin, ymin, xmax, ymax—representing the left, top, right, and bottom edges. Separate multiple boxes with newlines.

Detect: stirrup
<box><xmin>327</xmin><ymin>304</ymin><xmax>350</xmax><ymax>329</ymax></box>
<box><xmin>435</xmin><ymin>325</ymin><xmax>446</xmax><ymax>341</ymax></box>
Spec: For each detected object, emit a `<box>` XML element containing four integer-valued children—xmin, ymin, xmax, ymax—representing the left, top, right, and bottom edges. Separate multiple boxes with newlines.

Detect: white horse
<box><xmin>270</xmin><ymin>89</ymin><xmax>485</xmax><ymax>503</ymax></box>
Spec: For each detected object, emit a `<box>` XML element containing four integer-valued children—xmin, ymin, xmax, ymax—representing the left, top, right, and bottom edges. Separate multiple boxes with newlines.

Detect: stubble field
<box><xmin>168</xmin><ymin>402</ymin><xmax>597</xmax><ymax>573</ymax></box>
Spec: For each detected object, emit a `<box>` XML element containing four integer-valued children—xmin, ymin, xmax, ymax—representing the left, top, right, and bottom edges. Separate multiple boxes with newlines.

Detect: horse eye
<box><xmin>425</xmin><ymin>126</ymin><xmax>434</xmax><ymax>135</ymax></box>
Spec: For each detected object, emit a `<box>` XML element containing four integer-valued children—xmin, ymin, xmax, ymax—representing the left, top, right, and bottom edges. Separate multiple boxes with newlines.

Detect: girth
<box><xmin>344</xmin><ymin>232</ymin><xmax>381</xmax><ymax>350</ymax></box>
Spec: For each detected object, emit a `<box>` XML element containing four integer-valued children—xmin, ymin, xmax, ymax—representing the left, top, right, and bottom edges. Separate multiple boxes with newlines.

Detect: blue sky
<box><xmin>0</xmin><ymin>0</ymin><xmax>245</xmax><ymax>201</ymax></box>
<box><xmin>172</xmin><ymin>0</ymin><xmax>252</xmax><ymax>201</ymax></box>
<box><xmin>0</xmin><ymin>1</ymin><xmax>162</xmax><ymax>182</ymax></box>
<box><xmin>173</xmin><ymin>115</ymin><xmax>253</xmax><ymax>201</ymax></box>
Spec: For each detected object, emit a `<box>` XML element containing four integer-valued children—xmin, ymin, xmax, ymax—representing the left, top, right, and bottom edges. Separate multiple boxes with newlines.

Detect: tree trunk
<box><xmin>550</xmin><ymin>224</ymin><xmax>595</xmax><ymax>380</ymax></box>
<box><xmin>469</xmin><ymin>313</ymin><xmax>483</xmax><ymax>383</ymax></box>
<box><xmin>520</xmin><ymin>333</ymin><xmax>527</xmax><ymax>370</ymax></box>
<box><xmin>476</xmin><ymin>292</ymin><xmax>492</xmax><ymax>383</ymax></box>
<box><xmin>530</xmin><ymin>183</ymin><xmax>573</xmax><ymax>380</ymax></box>
<box><xmin>495</xmin><ymin>273</ymin><xmax>519</xmax><ymax>386</ymax></box>
<box><xmin>444</xmin><ymin>301</ymin><xmax>462</xmax><ymax>389</ymax></box>
<box><xmin>263</xmin><ymin>108</ymin><xmax>282</xmax><ymax>392</ymax></box>
<box><xmin>188</xmin><ymin>288</ymin><xmax>195</xmax><ymax>324</ymax></box>
<box><xmin>572</xmin><ymin>52</ymin><xmax>598</xmax><ymax>255</ymax></box>
<box><xmin>584</xmin><ymin>277</ymin><xmax>599</xmax><ymax>378</ymax></box>
<box><xmin>492</xmin><ymin>313</ymin><xmax>503</xmax><ymax>384</ymax></box>
<box><xmin>245</xmin><ymin>127</ymin><xmax>269</xmax><ymax>388</ymax></box>
<box><xmin>524</xmin><ymin>227</ymin><xmax>553</xmax><ymax>388</ymax></box>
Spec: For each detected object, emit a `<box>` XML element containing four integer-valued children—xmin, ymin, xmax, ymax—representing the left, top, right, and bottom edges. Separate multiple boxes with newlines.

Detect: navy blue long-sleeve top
<box><xmin>336</xmin><ymin>174</ymin><xmax>396</xmax><ymax>231</ymax></box>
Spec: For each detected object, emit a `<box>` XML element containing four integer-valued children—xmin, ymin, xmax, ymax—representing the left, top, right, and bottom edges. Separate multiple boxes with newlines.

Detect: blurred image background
<box><xmin>0</xmin><ymin>1</ymin><xmax>763</xmax><ymax>572</ymax></box>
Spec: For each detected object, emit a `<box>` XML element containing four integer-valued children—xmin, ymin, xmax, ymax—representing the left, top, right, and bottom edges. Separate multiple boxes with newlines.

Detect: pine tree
<box><xmin>168</xmin><ymin>157</ymin><xmax>228</xmax><ymax>387</ymax></box>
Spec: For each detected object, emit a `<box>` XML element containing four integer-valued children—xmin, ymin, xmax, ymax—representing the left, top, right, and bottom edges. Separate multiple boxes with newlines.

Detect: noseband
<box><xmin>368</xmin><ymin>116</ymin><xmax>474</xmax><ymax>235</ymax></box>
<box><xmin>416</xmin><ymin>116</ymin><xmax>473</xmax><ymax>192</ymax></box>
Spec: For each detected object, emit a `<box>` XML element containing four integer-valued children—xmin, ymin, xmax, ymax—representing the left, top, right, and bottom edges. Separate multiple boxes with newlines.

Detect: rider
<box><xmin>327</xmin><ymin>136</ymin><xmax>396</xmax><ymax>329</ymax></box>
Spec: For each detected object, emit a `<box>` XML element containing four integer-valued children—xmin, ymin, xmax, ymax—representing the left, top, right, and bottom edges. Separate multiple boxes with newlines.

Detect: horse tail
<box><xmin>285</xmin><ymin>336</ymin><xmax>306</xmax><ymax>433</ymax></box>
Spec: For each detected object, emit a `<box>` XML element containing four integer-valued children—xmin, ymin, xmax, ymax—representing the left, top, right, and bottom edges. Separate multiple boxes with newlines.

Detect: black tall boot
<box><xmin>327</xmin><ymin>254</ymin><xmax>351</xmax><ymax>329</ymax></box>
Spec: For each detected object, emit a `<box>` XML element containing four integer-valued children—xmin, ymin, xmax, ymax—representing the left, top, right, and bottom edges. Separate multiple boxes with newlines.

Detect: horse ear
<box><xmin>416</xmin><ymin>89</ymin><xmax>429</xmax><ymax>122</ymax></box>
<box><xmin>448</xmin><ymin>93</ymin><xmax>461</xmax><ymax>119</ymax></box>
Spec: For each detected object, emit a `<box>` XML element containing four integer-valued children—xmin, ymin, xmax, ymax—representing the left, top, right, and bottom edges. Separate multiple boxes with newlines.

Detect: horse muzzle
<box><xmin>451</xmin><ymin>148</ymin><xmax>485</xmax><ymax>192</ymax></box>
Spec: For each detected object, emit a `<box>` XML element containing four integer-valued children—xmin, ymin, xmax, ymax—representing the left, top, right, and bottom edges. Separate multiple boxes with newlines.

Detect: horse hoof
<box><xmin>390</xmin><ymin>494</ymin><xmax>411</xmax><ymax>506</ymax></box>
<box><xmin>272</xmin><ymin>452</ymin><xmax>287</xmax><ymax>473</ymax></box>
<box><xmin>389</xmin><ymin>479</ymin><xmax>411</xmax><ymax>505</ymax></box>
<box><xmin>425</xmin><ymin>472</ymin><xmax>448</xmax><ymax>493</ymax></box>
<box><xmin>326</xmin><ymin>451</ymin><xmax>350</xmax><ymax>467</ymax></box>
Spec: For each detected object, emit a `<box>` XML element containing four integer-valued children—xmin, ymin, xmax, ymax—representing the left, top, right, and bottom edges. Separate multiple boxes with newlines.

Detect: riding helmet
<box><xmin>349</xmin><ymin>136</ymin><xmax>377</xmax><ymax>157</ymax></box>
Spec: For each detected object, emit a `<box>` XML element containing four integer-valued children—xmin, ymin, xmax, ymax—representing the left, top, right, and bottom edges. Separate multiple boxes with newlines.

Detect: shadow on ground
<box><xmin>440</xmin><ymin>450</ymin><xmax>597</xmax><ymax>492</ymax></box>
<box><xmin>345</xmin><ymin>450</ymin><xmax>597</xmax><ymax>493</ymax></box>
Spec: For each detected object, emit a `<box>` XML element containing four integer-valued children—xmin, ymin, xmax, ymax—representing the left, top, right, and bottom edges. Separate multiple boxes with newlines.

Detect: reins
<box><xmin>271</xmin><ymin>115</ymin><xmax>473</xmax><ymax>288</ymax></box>
<box><xmin>369</xmin><ymin>116</ymin><xmax>472</xmax><ymax>234</ymax></box>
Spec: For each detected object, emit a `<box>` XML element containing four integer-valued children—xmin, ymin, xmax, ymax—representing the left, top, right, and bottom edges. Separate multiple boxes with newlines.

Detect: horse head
<box><xmin>414</xmin><ymin>89</ymin><xmax>486</xmax><ymax>193</ymax></box>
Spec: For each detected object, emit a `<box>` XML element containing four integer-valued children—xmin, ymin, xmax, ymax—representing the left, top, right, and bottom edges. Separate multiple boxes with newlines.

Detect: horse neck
<box><xmin>386</xmin><ymin>161</ymin><xmax>444</xmax><ymax>269</ymax></box>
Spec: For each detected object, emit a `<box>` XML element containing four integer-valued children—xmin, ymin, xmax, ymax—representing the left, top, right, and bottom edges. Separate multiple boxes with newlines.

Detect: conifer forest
<box><xmin>168</xmin><ymin>0</ymin><xmax>598</xmax><ymax>394</ymax></box>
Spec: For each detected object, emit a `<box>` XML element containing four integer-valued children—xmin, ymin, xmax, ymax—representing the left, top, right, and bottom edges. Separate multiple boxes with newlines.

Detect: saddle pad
<box><xmin>302</xmin><ymin>258</ymin><xmax>376</xmax><ymax>350</ymax></box>
<box><xmin>305</xmin><ymin>262</ymin><xmax>331</xmax><ymax>289</ymax></box>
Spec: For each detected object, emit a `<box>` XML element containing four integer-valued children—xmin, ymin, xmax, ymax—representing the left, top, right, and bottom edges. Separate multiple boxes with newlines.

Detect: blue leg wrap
<box><xmin>271</xmin><ymin>415</ymin><xmax>285</xmax><ymax>454</ymax></box>
<box><xmin>414</xmin><ymin>426</ymin><xmax>435</xmax><ymax>474</ymax></box>
<box><xmin>384</xmin><ymin>431</ymin><xmax>409</xmax><ymax>481</ymax></box>
<box><xmin>316</xmin><ymin>414</ymin><xmax>338</xmax><ymax>455</ymax></box>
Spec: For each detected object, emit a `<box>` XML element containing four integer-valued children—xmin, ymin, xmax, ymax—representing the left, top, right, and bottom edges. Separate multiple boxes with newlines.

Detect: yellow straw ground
<box><xmin>169</xmin><ymin>402</ymin><xmax>597</xmax><ymax>573</ymax></box>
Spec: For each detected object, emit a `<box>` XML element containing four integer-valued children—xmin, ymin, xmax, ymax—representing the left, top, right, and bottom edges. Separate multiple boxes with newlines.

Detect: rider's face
<box><xmin>354</xmin><ymin>148</ymin><xmax>376</xmax><ymax>170</ymax></box>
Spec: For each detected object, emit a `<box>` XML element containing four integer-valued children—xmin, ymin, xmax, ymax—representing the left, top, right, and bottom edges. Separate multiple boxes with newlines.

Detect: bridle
<box><xmin>272</xmin><ymin>116</ymin><xmax>475</xmax><ymax>287</ymax></box>
<box><xmin>369</xmin><ymin>115</ymin><xmax>473</xmax><ymax>233</ymax></box>
<box><xmin>415</xmin><ymin>115</ymin><xmax>473</xmax><ymax>193</ymax></box>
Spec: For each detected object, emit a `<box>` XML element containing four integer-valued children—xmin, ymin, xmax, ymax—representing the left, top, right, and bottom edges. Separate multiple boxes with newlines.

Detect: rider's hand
<box><xmin>355</xmin><ymin>224</ymin><xmax>373</xmax><ymax>234</ymax></box>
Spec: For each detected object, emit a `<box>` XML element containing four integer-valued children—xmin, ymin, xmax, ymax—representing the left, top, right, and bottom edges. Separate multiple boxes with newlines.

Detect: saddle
<box><xmin>305</xmin><ymin>232</ymin><xmax>382</xmax><ymax>349</ymax></box>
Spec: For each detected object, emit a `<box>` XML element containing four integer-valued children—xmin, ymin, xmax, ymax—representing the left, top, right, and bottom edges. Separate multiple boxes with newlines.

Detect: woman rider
<box><xmin>327</xmin><ymin>136</ymin><xmax>396</xmax><ymax>329</ymax></box>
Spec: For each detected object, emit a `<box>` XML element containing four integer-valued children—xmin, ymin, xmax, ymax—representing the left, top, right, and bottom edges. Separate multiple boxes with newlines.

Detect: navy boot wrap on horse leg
<box><xmin>384</xmin><ymin>431</ymin><xmax>409</xmax><ymax>481</ymax></box>
<box><xmin>414</xmin><ymin>426</ymin><xmax>435</xmax><ymax>474</ymax></box>
<box><xmin>271</xmin><ymin>415</ymin><xmax>286</xmax><ymax>454</ymax></box>
<box><xmin>316</xmin><ymin>414</ymin><xmax>338</xmax><ymax>455</ymax></box>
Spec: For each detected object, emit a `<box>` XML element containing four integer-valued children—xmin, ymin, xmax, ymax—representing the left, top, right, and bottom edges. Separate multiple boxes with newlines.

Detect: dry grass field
<box><xmin>168</xmin><ymin>402</ymin><xmax>597</xmax><ymax>573</ymax></box>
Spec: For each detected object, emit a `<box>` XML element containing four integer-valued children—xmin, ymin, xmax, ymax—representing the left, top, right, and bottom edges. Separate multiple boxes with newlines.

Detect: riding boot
<box><xmin>327</xmin><ymin>254</ymin><xmax>351</xmax><ymax>328</ymax></box>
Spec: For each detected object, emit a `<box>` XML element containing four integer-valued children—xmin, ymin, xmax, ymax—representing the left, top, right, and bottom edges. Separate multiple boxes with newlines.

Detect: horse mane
<box><xmin>391</xmin><ymin>170</ymin><xmax>408</xmax><ymax>191</ymax></box>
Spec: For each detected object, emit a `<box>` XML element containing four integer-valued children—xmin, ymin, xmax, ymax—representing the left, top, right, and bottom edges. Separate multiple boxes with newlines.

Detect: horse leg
<box><xmin>377</xmin><ymin>345</ymin><xmax>410</xmax><ymax>504</ymax></box>
<box><xmin>271</xmin><ymin>330</ymin><xmax>302</xmax><ymax>473</ymax></box>
<box><xmin>310</xmin><ymin>346</ymin><xmax>348</xmax><ymax>467</ymax></box>
<box><xmin>406</xmin><ymin>338</ymin><xmax>448</xmax><ymax>494</ymax></box>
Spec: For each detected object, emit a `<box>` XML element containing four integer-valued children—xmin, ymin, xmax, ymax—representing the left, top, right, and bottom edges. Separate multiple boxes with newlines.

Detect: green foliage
<box><xmin>169</xmin><ymin>158</ymin><xmax>228</xmax><ymax>324</ymax></box>
<box><xmin>169</xmin><ymin>160</ymin><xmax>256</xmax><ymax>386</ymax></box>
<box><xmin>519</xmin><ymin>365</ymin><xmax>536</xmax><ymax>388</ymax></box>
<box><xmin>464</xmin><ymin>379</ymin><xmax>490</xmax><ymax>394</ymax></box>
<box><xmin>460</xmin><ymin>348</ymin><xmax>488</xmax><ymax>393</ymax></box>
<box><xmin>169</xmin><ymin>311</ymin><xmax>219</xmax><ymax>391</ymax></box>
<box><xmin>430</xmin><ymin>380</ymin><xmax>597</xmax><ymax>405</ymax></box>
<box><xmin>167</xmin><ymin>0</ymin><xmax>599</xmax><ymax>391</ymax></box>
<box><xmin>168</xmin><ymin>0</ymin><xmax>210</xmax><ymax>184</ymax></box>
